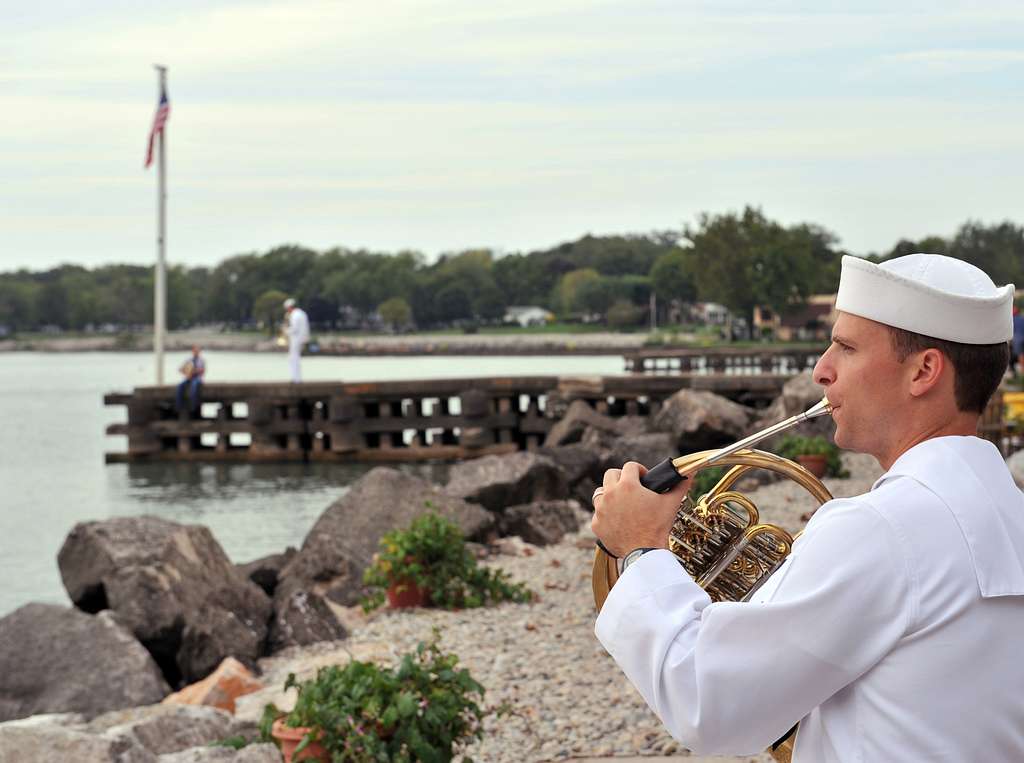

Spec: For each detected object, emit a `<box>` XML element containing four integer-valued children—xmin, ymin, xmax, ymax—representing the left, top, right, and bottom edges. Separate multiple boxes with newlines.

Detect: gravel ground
<box><xmin>246</xmin><ymin>453</ymin><xmax>884</xmax><ymax>762</ymax></box>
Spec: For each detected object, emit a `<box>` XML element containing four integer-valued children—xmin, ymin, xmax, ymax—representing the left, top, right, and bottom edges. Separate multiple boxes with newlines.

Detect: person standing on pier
<box><xmin>283</xmin><ymin>297</ymin><xmax>310</xmax><ymax>382</ymax></box>
<box><xmin>175</xmin><ymin>344</ymin><xmax>205</xmax><ymax>417</ymax></box>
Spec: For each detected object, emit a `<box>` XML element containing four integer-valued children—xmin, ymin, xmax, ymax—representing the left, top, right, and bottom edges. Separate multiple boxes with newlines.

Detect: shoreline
<box><xmin>0</xmin><ymin>331</ymin><xmax>652</xmax><ymax>356</ymax></box>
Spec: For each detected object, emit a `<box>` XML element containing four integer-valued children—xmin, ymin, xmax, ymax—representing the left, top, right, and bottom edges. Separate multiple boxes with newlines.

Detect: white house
<box><xmin>504</xmin><ymin>306</ymin><xmax>554</xmax><ymax>327</ymax></box>
<box><xmin>692</xmin><ymin>302</ymin><xmax>731</xmax><ymax>325</ymax></box>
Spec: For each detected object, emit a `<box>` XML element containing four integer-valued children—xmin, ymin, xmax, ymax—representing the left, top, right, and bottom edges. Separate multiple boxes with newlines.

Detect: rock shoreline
<box><xmin>0</xmin><ymin>331</ymin><xmax>649</xmax><ymax>356</ymax></box>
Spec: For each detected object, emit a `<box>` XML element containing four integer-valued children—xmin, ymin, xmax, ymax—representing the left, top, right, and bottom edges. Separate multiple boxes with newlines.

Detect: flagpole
<box><xmin>154</xmin><ymin>64</ymin><xmax>168</xmax><ymax>385</ymax></box>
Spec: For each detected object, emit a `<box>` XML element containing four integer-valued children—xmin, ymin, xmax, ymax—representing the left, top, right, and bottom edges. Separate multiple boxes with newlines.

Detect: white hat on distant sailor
<box><xmin>283</xmin><ymin>298</ymin><xmax>296</xmax><ymax>309</ymax></box>
<box><xmin>835</xmin><ymin>253</ymin><xmax>1014</xmax><ymax>344</ymax></box>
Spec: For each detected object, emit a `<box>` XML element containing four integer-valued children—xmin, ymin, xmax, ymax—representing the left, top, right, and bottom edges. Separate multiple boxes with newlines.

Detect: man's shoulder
<box><xmin>802</xmin><ymin>486</ymin><xmax>926</xmax><ymax>553</ymax></box>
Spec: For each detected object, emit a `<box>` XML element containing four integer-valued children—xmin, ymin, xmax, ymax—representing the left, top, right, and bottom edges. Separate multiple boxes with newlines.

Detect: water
<box><xmin>0</xmin><ymin>351</ymin><xmax>623</xmax><ymax>617</ymax></box>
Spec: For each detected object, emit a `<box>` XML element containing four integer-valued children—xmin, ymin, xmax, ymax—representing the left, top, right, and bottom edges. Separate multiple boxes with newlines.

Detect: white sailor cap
<box><xmin>835</xmin><ymin>253</ymin><xmax>1014</xmax><ymax>344</ymax></box>
<box><xmin>283</xmin><ymin>298</ymin><xmax>296</xmax><ymax>309</ymax></box>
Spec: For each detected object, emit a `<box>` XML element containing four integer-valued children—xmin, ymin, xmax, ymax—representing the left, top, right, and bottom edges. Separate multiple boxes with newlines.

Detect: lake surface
<box><xmin>0</xmin><ymin>351</ymin><xmax>623</xmax><ymax>617</ymax></box>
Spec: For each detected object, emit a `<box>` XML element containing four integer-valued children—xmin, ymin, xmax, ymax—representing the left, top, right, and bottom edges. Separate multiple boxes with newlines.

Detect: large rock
<box><xmin>543</xmin><ymin>400</ymin><xmax>647</xmax><ymax>447</ymax></box>
<box><xmin>176</xmin><ymin>601</ymin><xmax>268</xmax><ymax>684</ymax></box>
<box><xmin>652</xmin><ymin>389</ymin><xmax>753</xmax><ymax>451</ymax></box>
<box><xmin>0</xmin><ymin>705</ymin><xmax>261</xmax><ymax>763</ymax></box>
<box><xmin>57</xmin><ymin>517</ymin><xmax>272</xmax><ymax>686</ymax></box>
<box><xmin>85</xmin><ymin>704</ymin><xmax>257</xmax><ymax>757</ymax></box>
<box><xmin>162</xmin><ymin>657</ymin><xmax>263</xmax><ymax>714</ymax></box>
<box><xmin>498</xmin><ymin>500</ymin><xmax>587</xmax><ymax>546</ymax></box>
<box><xmin>599</xmin><ymin>432</ymin><xmax>677</xmax><ymax>474</ymax></box>
<box><xmin>0</xmin><ymin>715</ymin><xmax>155</xmax><ymax>763</ymax></box>
<box><xmin>536</xmin><ymin>443</ymin><xmax>604</xmax><ymax>506</ymax></box>
<box><xmin>236</xmin><ymin>548</ymin><xmax>297</xmax><ymax>597</ymax></box>
<box><xmin>445</xmin><ymin>451</ymin><xmax>569</xmax><ymax>512</ymax></box>
<box><xmin>157</xmin><ymin>745</ymin><xmax>281</xmax><ymax>762</ymax></box>
<box><xmin>266</xmin><ymin>588</ymin><xmax>348</xmax><ymax>653</ymax></box>
<box><xmin>276</xmin><ymin>467</ymin><xmax>494</xmax><ymax>609</ymax></box>
<box><xmin>0</xmin><ymin>604</ymin><xmax>169</xmax><ymax>722</ymax></box>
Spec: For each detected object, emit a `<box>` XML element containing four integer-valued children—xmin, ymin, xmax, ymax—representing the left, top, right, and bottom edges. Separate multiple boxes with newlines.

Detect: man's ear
<box><xmin>908</xmin><ymin>348</ymin><xmax>946</xmax><ymax>398</ymax></box>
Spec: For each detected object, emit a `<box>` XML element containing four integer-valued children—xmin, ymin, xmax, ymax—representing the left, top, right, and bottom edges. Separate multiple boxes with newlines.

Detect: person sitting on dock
<box><xmin>175</xmin><ymin>344</ymin><xmax>205</xmax><ymax>417</ymax></box>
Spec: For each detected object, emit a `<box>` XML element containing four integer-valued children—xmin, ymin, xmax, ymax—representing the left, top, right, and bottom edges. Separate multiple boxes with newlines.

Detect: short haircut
<box><xmin>886</xmin><ymin>326</ymin><xmax>1009</xmax><ymax>414</ymax></box>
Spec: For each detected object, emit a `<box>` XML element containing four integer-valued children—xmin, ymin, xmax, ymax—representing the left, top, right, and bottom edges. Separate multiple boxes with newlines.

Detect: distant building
<box><xmin>691</xmin><ymin>302</ymin><xmax>731</xmax><ymax>325</ymax></box>
<box><xmin>753</xmin><ymin>294</ymin><xmax>836</xmax><ymax>341</ymax></box>
<box><xmin>504</xmin><ymin>306</ymin><xmax>554</xmax><ymax>327</ymax></box>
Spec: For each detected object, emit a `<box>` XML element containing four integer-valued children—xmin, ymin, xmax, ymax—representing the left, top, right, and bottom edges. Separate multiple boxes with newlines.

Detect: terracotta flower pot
<box><xmin>272</xmin><ymin>719</ymin><xmax>329</xmax><ymax>763</ymax></box>
<box><xmin>386</xmin><ymin>578</ymin><xmax>430</xmax><ymax>608</ymax></box>
<box><xmin>796</xmin><ymin>453</ymin><xmax>828</xmax><ymax>479</ymax></box>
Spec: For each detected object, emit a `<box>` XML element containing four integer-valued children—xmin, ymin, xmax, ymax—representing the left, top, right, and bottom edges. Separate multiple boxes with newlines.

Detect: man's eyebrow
<box><xmin>830</xmin><ymin>333</ymin><xmax>854</xmax><ymax>346</ymax></box>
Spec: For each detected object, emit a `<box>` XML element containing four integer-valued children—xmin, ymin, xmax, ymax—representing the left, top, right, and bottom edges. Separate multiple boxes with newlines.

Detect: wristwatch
<box><xmin>620</xmin><ymin>547</ymin><xmax>659</xmax><ymax>574</ymax></box>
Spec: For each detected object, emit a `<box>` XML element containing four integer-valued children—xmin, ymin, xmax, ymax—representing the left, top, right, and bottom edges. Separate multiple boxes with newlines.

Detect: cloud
<box><xmin>878</xmin><ymin>48</ymin><xmax>1024</xmax><ymax>74</ymax></box>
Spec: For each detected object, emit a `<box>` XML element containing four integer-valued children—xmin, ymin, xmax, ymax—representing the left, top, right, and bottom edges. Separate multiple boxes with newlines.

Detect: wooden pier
<box><xmin>105</xmin><ymin>373</ymin><xmax>794</xmax><ymax>464</ymax></box>
<box><xmin>623</xmin><ymin>345</ymin><xmax>824</xmax><ymax>375</ymax></box>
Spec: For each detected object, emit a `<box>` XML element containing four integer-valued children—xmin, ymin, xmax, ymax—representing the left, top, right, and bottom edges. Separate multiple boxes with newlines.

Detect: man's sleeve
<box><xmin>594</xmin><ymin>499</ymin><xmax>912</xmax><ymax>755</ymax></box>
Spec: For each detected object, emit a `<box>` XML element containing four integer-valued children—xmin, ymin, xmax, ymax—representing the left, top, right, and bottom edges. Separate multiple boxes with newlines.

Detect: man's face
<box><xmin>812</xmin><ymin>312</ymin><xmax>908</xmax><ymax>458</ymax></box>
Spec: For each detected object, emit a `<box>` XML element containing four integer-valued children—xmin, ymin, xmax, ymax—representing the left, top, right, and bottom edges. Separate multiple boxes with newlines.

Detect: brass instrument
<box><xmin>275</xmin><ymin>320</ymin><xmax>289</xmax><ymax>348</ymax></box>
<box><xmin>592</xmin><ymin>397</ymin><xmax>834</xmax><ymax>763</ymax></box>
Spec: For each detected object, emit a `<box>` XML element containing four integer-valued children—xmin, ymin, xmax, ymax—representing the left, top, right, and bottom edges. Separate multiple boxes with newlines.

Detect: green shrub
<box><xmin>772</xmin><ymin>434</ymin><xmax>849</xmax><ymax>478</ymax></box>
<box><xmin>687</xmin><ymin>466</ymin><xmax>728</xmax><ymax>497</ymax></box>
<box><xmin>361</xmin><ymin>511</ymin><xmax>534</xmax><ymax>612</ymax></box>
<box><xmin>264</xmin><ymin>628</ymin><xmax>490</xmax><ymax>762</ymax></box>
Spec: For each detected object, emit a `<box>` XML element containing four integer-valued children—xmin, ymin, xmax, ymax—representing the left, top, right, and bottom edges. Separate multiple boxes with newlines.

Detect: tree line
<box><xmin>2</xmin><ymin>208</ymin><xmax>1021</xmax><ymax>333</ymax></box>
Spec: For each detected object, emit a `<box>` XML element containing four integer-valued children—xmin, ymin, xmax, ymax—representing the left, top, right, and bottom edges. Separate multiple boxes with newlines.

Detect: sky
<box><xmin>3</xmin><ymin>0</ymin><xmax>1023</xmax><ymax>271</ymax></box>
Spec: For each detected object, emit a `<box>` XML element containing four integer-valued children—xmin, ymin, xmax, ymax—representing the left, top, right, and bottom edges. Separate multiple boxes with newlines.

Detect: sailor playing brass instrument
<box><xmin>591</xmin><ymin>254</ymin><xmax>1024</xmax><ymax>762</ymax></box>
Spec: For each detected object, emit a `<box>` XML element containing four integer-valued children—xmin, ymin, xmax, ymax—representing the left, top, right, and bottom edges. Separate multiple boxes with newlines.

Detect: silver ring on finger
<box><xmin>592</xmin><ymin>486</ymin><xmax>605</xmax><ymax>504</ymax></box>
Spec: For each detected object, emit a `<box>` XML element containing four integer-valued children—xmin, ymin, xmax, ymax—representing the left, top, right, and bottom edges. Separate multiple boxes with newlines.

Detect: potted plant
<box><xmin>361</xmin><ymin>511</ymin><xmax>534</xmax><ymax>612</ymax></box>
<box><xmin>772</xmin><ymin>434</ymin><xmax>849</xmax><ymax>479</ymax></box>
<box><xmin>262</xmin><ymin>629</ymin><xmax>491</xmax><ymax>763</ymax></box>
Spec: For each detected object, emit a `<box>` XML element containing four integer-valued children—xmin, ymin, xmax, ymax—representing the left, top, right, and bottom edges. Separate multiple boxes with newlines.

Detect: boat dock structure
<box><xmin>104</xmin><ymin>367</ymin><xmax>803</xmax><ymax>464</ymax></box>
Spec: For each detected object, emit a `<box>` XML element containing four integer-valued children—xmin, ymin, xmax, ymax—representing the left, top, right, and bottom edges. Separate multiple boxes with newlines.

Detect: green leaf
<box><xmin>396</xmin><ymin>690</ymin><xmax>418</xmax><ymax>718</ymax></box>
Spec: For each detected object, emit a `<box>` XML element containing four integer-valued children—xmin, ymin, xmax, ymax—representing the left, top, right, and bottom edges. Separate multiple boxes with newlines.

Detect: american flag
<box><xmin>144</xmin><ymin>85</ymin><xmax>170</xmax><ymax>168</ymax></box>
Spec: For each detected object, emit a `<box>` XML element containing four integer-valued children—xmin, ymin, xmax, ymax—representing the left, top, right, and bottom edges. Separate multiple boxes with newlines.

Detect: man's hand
<box><xmin>590</xmin><ymin>461</ymin><xmax>689</xmax><ymax>558</ymax></box>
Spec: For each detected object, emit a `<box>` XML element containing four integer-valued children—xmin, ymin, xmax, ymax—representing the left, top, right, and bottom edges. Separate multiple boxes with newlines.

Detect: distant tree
<box><xmin>788</xmin><ymin>223</ymin><xmax>844</xmax><ymax>294</ymax></box>
<box><xmin>606</xmin><ymin>299</ymin><xmax>643</xmax><ymax>329</ymax></box>
<box><xmin>554</xmin><ymin>268</ymin><xmax>601</xmax><ymax>315</ymax></box>
<box><xmin>252</xmin><ymin>289</ymin><xmax>289</xmax><ymax>335</ymax></box>
<box><xmin>881</xmin><ymin>235</ymin><xmax>949</xmax><ymax>262</ymax></box>
<box><xmin>649</xmin><ymin>248</ymin><xmax>697</xmax><ymax>304</ymax></box>
<box><xmin>432</xmin><ymin>282</ymin><xmax>473</xmax><ymax>324</ymax></box>
<box><xmin>493</xmin><ymin>253</ymin><xmax>553</xmax><ymax>307</ymax></box>
<box><xmin>948</xmin><ymin>220</ymin><xmax>1024</xmax><ymax>286</ymax></box>
<box><xmin>378</xmin><ymin>297</ymin><xmax>413</xmax><ymax>331</ymax></box>
<box><xmin>575</xmin><ymin>275</ymin><xmax>619</xmax><ymax>315</ymax></box>
<box><xmin>0</xmin><ymin>279</ymin><xmax>40</xmax><ymax>330</ymax></box>
<box><xmin>413</xmin><ymin>250</ymin><xmax>505</xmax><ymax>325</ymax></box>
<box><xmin>686</xmin><ymin>207</ymin><xmax>818</xmax><ymax>329</ymax></box>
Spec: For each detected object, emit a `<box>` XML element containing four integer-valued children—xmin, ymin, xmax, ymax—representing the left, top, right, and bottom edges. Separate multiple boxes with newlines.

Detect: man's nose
<box><xmin>812</xmin><ymin>347</ymin><xmax>835</xmax><ymax>387</ymax></box>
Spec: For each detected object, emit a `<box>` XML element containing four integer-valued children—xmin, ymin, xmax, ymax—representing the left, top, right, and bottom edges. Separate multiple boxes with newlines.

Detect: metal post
<box><xmin>154</xmin><ymin>65</ymin><xmax>168</xmax><ymax>385</ymax></box>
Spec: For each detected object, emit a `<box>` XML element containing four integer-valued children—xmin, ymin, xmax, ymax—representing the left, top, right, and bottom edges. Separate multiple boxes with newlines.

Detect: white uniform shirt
<box><xmin>288</xmin><ymin>307</ymin><xmax>310</xmax><ymax>346</ymax></box>
<box><xmin>596</xmin><ymin>436</ymin><xmax>1024</xmax><ymax>761</ymax></box>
